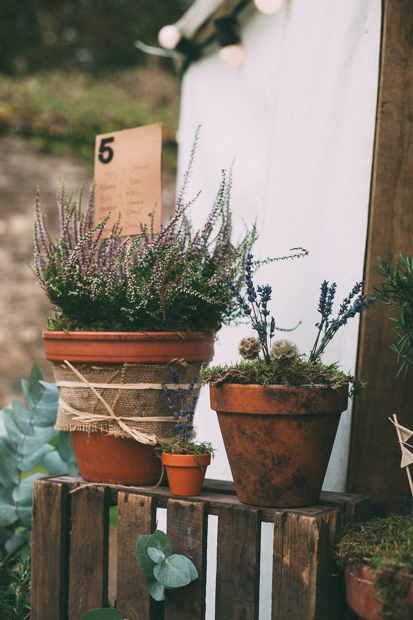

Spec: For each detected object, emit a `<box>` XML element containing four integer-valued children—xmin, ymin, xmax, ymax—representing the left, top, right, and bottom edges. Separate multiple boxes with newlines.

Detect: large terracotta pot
<box><xmin>44</xmin><ymin>331</ymin><xmax>214</xmax><ymax>485</ymax></box>
<box><xmin>209</xmin><ymin>383</ymin><xmax>348</xmax><ymax>507</ymax></box>
<box><xmin>162</xmin><ymin>452</ymin><xmax>211</xmax><ymax>496</ymax></box>
<box><xmin>346</xmin><ymin>566</ymin><xmax>413</xmax><ymax>620</ymax></box>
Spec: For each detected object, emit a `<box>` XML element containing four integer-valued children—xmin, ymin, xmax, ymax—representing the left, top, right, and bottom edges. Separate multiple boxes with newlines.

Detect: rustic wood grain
<box><xmin>117</xmin><ymin>492</ymin><xmax>163</xmax><ymax>620</ymax></box>
<box><xmin>31</xmin><ymin>479</ymin><xmax>70</xmax><ymax>620</ymax></box>
<box><xmin>165</xmin><ymin>499</ymin><xmax>207</xmax><ymax>620</ymax></box>
<box><xmin>215</xmin><ymin>505</ymin><xmax>261</xmax><ymax>620</ymax></box>
<box><xmin>272</xmin><ymin>509</ymin><xmax>341</xmax><ymax>620</ymax></box>
<box><xmin>68</xmin><ymin>485</ymin><xmax>110</xmax><ymax>619</ymax></box>
<box><xmin>347</xmin><ymin>0</ymin><xmax>413</xmax><ymax>512</ymax></box>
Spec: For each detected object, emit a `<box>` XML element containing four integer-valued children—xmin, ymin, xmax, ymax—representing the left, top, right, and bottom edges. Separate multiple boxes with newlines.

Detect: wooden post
<box><xmin>347</xmin><ymin>0</ymin><xmax>413</xmax><ymax>512</ymax></box>
<box><xmin>117</xmin><ymin>493</ymin><xmax>163</xmax><ymax>620</ymax></box>
<box><xmin>31</xmin><ymin>479</ymin><xmax>70</xmax><ymax>620</ymax></box>
<box><xmin>68</xmin><ymin>485</ymin><xmax>110</xmax><ymax>619</ymax></box>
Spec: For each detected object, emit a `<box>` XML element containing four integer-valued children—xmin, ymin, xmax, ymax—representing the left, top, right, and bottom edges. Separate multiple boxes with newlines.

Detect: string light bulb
<box><xmin>254</xmin><ymin>0</ymin><xmax>284</xmax><ymax>14</ymax></box>
<box><xmin>158</xmin><ymin>25</ymin><xmax>182</xmax><ymax>50</ymax></box>
<box><xmin>219</xmin><ymin>44</ymin><xmax>245</xmax><ymax>68</ymax></box>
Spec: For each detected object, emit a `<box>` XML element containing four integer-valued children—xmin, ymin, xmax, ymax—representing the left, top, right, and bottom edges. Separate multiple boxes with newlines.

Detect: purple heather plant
<box><xmin>32</xmin><ymin>133</ymin><xmax>257</xmax><ymax>333</ymax></box>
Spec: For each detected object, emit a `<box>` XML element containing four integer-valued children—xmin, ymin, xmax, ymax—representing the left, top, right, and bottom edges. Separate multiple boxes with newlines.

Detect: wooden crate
<box><xmin>30</xmin><ymin>476</ymin><xmax>383</xmax><ymax>620</ymax></box>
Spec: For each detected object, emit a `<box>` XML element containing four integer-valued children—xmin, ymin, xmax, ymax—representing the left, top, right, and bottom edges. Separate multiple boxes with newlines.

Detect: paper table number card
<box><xmin>94</xmin><ymin>123</ymin><xmax>162</xmax><ymax>237</ymax></box>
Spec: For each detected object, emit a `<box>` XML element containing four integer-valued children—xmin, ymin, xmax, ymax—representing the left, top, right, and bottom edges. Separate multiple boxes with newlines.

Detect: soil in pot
<box><xmin>209</xmin><ymin>383</ymin><xmax>348</xmax><ymax>508</ymax></box>
<box><xmin>162</xmin><ymin>452</ymin><xmax>211</xmax><ymax>496</ymax></box>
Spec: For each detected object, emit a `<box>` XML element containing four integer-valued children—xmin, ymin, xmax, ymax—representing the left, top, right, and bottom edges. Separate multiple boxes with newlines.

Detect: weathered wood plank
<box><xmin>272</xmin><ymin>509</ymin><xmax>340</xmax><ymax>620</ymax></box>
<box><xmin>117</xmin><ymin>492</ymin><xmax>163</xmax><ymax>620</ymax></box>
<box><xmin>215</xmin><ymin>506</ymin><xmax>261</xmax><ymax>620</ymax></box>
<box><xmin>68</xmin><ymin>485</ymin><xmax>110</xmax><ymax>619</ymax></box>
<box><xmin>347</xmin><ymin>0</ymin><xmax>413</xmax><ymax>512</ymax></box>
<box><xmin>164</xmin><ymin>499</ymin><xmax>207</xmax><ymax>620</ymax></box>
<box><xmin>31</xmin><ymin>479</ymin><xmax>70</xmax><ymax>620</ymax></box>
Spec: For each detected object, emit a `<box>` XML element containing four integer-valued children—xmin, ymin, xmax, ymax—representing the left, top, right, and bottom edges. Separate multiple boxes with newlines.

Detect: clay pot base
<box><xmin>71</xmin><ymin>431</ymin><xmax>162</xmax><ymax>486</ymax></box>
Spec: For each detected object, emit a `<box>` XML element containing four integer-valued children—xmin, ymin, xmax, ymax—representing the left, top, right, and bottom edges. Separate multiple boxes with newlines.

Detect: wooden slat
<box><xmin>31</xmin><ymin>479</ymin><xmax>70</xmax><ymax>620</ymax></box>
<box><xmin>165</xmin><ymin>499</ymin><xmax>207</xmax><ymax>620</ymax></box>
<box><xmin>272</xmin><ymin>509</ymin><xmax>340</xmax><ymax>620</ymax></box>
<box><xmin>215</xmin><ymin>506</ymin><xmax>261</xmax><ymax>620</ymax></box>
<box><xmin>117</xmin><ymin>493</ymin><xmax>163</xmax><ymax>620</ymax></box>
<box><xmin>347</xmin><ymin>0</ymin><xmax>413</xmax><ymax>512</ymax></box>
<box><xmin>68</xmin><ymin>485</ymin><xmax>110</xmax><ymax>619</ymax></box>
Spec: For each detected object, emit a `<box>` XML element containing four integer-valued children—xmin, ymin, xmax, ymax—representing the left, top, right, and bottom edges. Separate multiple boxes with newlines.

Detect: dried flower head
<box><xmin>238</xmin><ymin>336</ymin><xmax>262</xmax><ymax>360</ymax></box>
<box><xmin>270</xmin><ymin>340</ymin><xmax>299</xmax><ymax>364</ymax></box>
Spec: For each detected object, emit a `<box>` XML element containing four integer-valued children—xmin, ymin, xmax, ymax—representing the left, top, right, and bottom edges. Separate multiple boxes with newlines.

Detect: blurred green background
<box><xmin>0</xmin><ymin>0</ymin><xmax>188</xmax><ymax>170</ymax></box>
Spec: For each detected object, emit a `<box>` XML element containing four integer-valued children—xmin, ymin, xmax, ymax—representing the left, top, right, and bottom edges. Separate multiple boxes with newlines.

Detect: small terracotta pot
<box><xmin>43</xmin><ymin>330</ymin><xmax>214</xmax><ymax>364</ymax></box>
<box><xmin>71</xmin><ymin>431</ymin><xmax>163</xmax><ymax>485</ymax></box>
<box><xmin>162</xmin><ymin>452</ymin><xmax>211</xmax><ymax>496</ymax></box>
<box><xmin>209</xmin><ymin>383</ymin><xmax>348</xmax><ymax>507</ymax></box>
<box><xmin>346</xmin><ymin>566</ymin><xmax>413</xmax><ymax>620</ymax></box>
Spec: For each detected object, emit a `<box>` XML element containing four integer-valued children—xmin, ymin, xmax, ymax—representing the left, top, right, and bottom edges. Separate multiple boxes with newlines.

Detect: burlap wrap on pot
<box><xmin>54</xmin><ymin>362</ymin><xmax>202</xmax><ymax>443</ymax></box>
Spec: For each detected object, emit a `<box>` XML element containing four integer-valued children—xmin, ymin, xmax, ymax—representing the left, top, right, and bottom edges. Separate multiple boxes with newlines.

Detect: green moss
<box><xmin>158</xmin><ymin>439</ymin><xmax>214</xmax><ymax>457</ymax></box>
<box><xmin>201</xmin><ymin>358</ymin><xmax>364</xmax><ymax>397</ymax></box>
<box><xmin>334</xmin><ymin>514</ymin><xmax>413</xmax><ymax>619</ymax></box>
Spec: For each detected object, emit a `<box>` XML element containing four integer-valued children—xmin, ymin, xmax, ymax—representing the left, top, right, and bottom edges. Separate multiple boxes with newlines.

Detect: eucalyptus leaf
<box><xmin>147</xmin><ymin>547</ymin><xmax>165</xmax><ymax>564</ymax></box>
<box><xmin>0</xmin><ymin>527</ymin><xmax>13</xmax><ymax>546</ymax></box>
<box><xmin>57</xmin><ymin>430</ymin><xmax>74</xmax><ymax>462</ymax></box>
<box><xmin>136</xmin><ymin>534</ymin><xmax>156</xmax><ymax>578</ymax></box>
<box><xmin>17</xmin><ymin>426</ymin><xmax>57</xmax><ymax>455</ymax></box>
<box><xmin>179</xmin><ymin>555</ymin><xmax>198</xmax><ymax>581</ymax></box>
<box><xmin>21</xmin><ymin>366</ymin><xmax>44</xmax><ymax>413</ymax></box>
<box><xmin>0</xmin><ymin>436</ymin><xmax>20</xmax><ymax>489</ymax></box>
<box><xmin>10</xmin><ymin>398</ymin><xmax>34</xmax><ymax>436</ymax></box>
<box><xmin>146</xmin><ymin>530</ymin><xmax>173</xmax><ymax>558</ymax></box>
<box><xmin>154</xmin><ymin>555</ymin><xmax>191</xmax><ymax>588</ymax></box>
<box><xmin>68</xmin><ymin>460</ymin><xmax>80</xmax><ymax>476</ymax></box>
<box><xmin>146</xmin><ymin>577</ymin><xmax>168</xmax><ymax>601</ymax></box>
<box><xmin>33</xmin><ymin>381</ymin><xmax>59</xmax><ymax>427</ymax></box>
<box><xmin>43</xmin><ymin>450</ymin><xmax>69</xmax><ymax>475</ymax></box>
<box><xmin>81</xmin><ymin>609</ymin><xmax>125</xmax><ymax>619</ymax></box>
<box><xmin>13</xmin><ymin>473</ymin><xmax>44</xmax><ymax>505</ymax></box>
<box><xmin>17</xmin><ymin>443</ymin><xmax>54</xmax><ymax>471</ymax></box>
<box><xmin>2</xmin><ymin>408</ymin><xmax>26</xmax><ymax>443</ymax></box>
<box><xmin>16</xmin><ymin>505</ymin><xmax>32</xmax><ymax>528</ymax></box>
<box><xmin>5</xmin><ymin>528</ymin><xmax>28</xmax><ymax>555</ymax></box>
<box><xmin>0</xmin><ymin>487</ymin><xmax>18</xmax><ymax>527</ymax></box>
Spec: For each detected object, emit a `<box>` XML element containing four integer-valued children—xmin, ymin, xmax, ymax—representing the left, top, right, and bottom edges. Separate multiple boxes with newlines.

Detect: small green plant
<box><xmin>136</xmin><ymin>530</ymin><xmax>198</xmax><ymax>601</ymax></box>
<box><xmin>0</xmin><ymin>552</ymin><xmax>31</xmax><ymax>620</ymax></box>
<box><xmin>372</xmin><ymin>252</ymin><xmax>413</xmax><ymax>376</ymax></box>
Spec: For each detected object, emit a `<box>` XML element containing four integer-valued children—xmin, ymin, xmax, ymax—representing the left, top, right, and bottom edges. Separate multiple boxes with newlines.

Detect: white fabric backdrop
<box><xmin>177</xmin><ymin>0</ymin><xmax>381</xmax><ymax>493</ymax></box>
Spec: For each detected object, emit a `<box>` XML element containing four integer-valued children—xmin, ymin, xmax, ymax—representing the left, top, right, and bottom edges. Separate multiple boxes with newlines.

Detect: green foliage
<box><xmin>136</xmin><ymin>530</ymin><xmax>198</xmax><ymax>601</ymax></box>
<box><xmin>372</xmin><ymin>253</ymin><xmax>413</xmax><ymax>376</ymax></box>
<box><xmin>0</xmin><ymin>551</ymin><xmax>31</xmax><ymax>620</ymax></box>
<box><xmin>0</xmin><ymin>68</ymin><xmax>179</xmax><ymax>167</ymax></box>
<box><xmin>201</xmin><ymin>358</ymin><xmax>364</xmax><ymax>396</ymax></box>
<box><xmin>159</xmin><ymin>439</ymin><xmax>214</xmax><ymax>457</ymax></box>
<box><xmin>334</xmin><ymin>514</ymin><xmax>413</xmax><ymax>620</ymax></box>
<box><xmin>0</xmin><ymin>365</ymin><xmax>78</xmax><ymax>559</ymax></box>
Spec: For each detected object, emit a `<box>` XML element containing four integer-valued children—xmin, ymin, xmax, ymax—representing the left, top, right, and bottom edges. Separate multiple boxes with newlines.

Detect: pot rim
<box><xmin>210</xmin><ymin>382</ymin><xmax>347</xmax><ymax>390</ymax></box>
<box><xmin>162</xmin><ymin>452</ymin><xmax>211</xmax><ymax>466</ymax></box>
<box><xmin>42</xmin><ymin>330</ymin><xmax>212</xmax><ymax>340</ymax></box>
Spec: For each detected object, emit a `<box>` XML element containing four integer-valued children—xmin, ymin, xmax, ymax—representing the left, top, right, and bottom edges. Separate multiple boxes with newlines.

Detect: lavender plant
<box><xmin>160</xmin><ymin>368</ymin><xmax>213</xmax><ymax>455</ymax></box>
<box><xmin>309</xmin><ymin>280</ymin><xmax>375</xmax><ymax>362</ymax></box>
<box><xmin>32</xmin><ymin>139</ymin><xmax>257</xmax><ymax>333</ymax></box>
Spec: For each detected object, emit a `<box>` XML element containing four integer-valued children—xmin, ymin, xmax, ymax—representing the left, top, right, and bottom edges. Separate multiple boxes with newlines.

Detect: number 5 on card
<box><xmin>94</xmin><ymin>123</ymin><xmax>163</xmax><ymax>238</ymax></box>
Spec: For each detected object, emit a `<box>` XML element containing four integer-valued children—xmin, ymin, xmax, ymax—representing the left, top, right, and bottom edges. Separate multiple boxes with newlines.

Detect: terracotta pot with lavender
<box><xmin>31</xmin><ymin>145</ymin><xmax>255</xmax><ymax>485</ymax></box>
<box><xmin>203</xmin><ymin>254</ymin><xmax>373</xmax><ymax>508</ymax></box>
